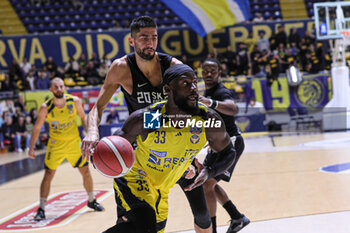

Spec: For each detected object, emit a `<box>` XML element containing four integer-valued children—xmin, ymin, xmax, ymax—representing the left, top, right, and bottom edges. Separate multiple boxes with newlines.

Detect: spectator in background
<box><xmin>9</xmin><ymin>59</ymin><xmax>23</xmax><ymax>81</ymax></box>
<box><xmin>2</xmin><ymin>117</ymin><xmax>15</xmax><ymax>150</ymax></box>
<box><xmin>14</xmin><ymin>115</ymin><xmax>31</xmax><ymax>152</ymax></box>
<box><xmin>29</xmin><ymin>108</ymin><xmax>38</xmax><ymax>124</ymax></box>
<box><xmin>85</xmin><ymin>61</ymin><xmax>100</xmax><ymax>85</ymax></box>
<box><xmin>304</xmin><ymin>31</ymin><xmax>315</xmax><ymax>46</ymax></box>
<box><xmin>290</xmin><ymin>42</ymin><xmax>299</xmax><ymax>56</ymax></box>
<box><xmin>64</xmin><ymin>56</ymin><xmax>80</xmax><ymax>76</ymax></box>
<box><xmin>251</xmin><ymin>45</ymin><xmax>263</xmax><ymax>76</ymax></box>
<box><xmin>14</xmin><ymin>95</ymin><xmax>26</xmax><ymax>114</ymax></box>
<box><xmin>89</xmin><ymin>52</ymin><xmax>100</xmax><ymax>68</ymax></box>
<box><xmin>220</xmin><ymin>63</ymin><xmax>229</xmax><ymax>77</ymax></box>
<box><xmin>299</xmin><ymin>38</ymin><xmax>308</xmax><ymax>61</ymax></box>
<box><xmin>269</xmin><ymin>31</ymin><xmax>277</xmax><ymax>51</ymax></box>
<box><xmin>25</xmin><ymin>115</ymin><xmax>34</xmax><ymax>143</ymax></box>
<box><xmin>257</xmin><ymin>31</ymin><xmax>270</xmax><ymax>53</ymax></box>
<box><xmin>236</xmin><ymin>43</ymin><xmax>250</xmax><ymax>75</ymax></box>
<box><xmin>26</xmin><ymin>71</ymin><xmax>37</xmax><ymax>90</ymax></box>
<box><xmin>36</xmin><ymin>71</ymin><xmax>50</xmax><ymax>90</ymax></box>
<box><xmin>275</xmin><ymin>25</ymin><xmax>287</xmax><ymax>47</ymax></box>
<box><xmin>245</xmin><ymin>32</ymin><xmax>257</xmax><ymax>53</ymax></box>
<box><xmin>106</xmin><ymin>108</ymin><xmax>120</xmax><ymax>124</ymax></box>
<box><xmin>181</xmin><ymin>54</ymin><xmax>193</xmax><ymax>68</ymax></box>
<box><xmin>12</xmin><ymin>107</ymin><xmax>22</xmax><ymax>124</ymax></box>
<box><xmin>288</xmin><ymin>28</ymin><xmax>301</xmax><ymax>47</ymax></box>
<box><xmin>0</xmin><ymin>73</ymin><xmax>17</xmax><ymax>92</ymax></box>
<box><xmin>245</xmin><ymin>97</ymin><xmax>265</xmax><ymax>114</ymax></box>
<box><xmin>98</xmin><ymin>62</ymin><xmax>108</xmax><ymax>80</ymax></box>
<box><xmin>253</xmin><ymin>12</ymin><xmax>264</xmax><ymax>22</ymax></box>
<box><xmin>100</xmin><ymin>54</ymin><xmax>111</xmax><ymax>67</ymax></box>
<box><xmin>20</xmin><ymin>57</ymin><xmax>32</xmax><ymax>75</ymax></box>
<box><xmin>283</xmin><ymin>49</ymin><xmax>298</xmax><ymax>71</ymax></box>
<box><xmin>78</xmin><ymin>53</ymin><xmax>88</xmax><ymax>71</ymax></box>
<box><xmin>224</xmin><ymin>45</ymin><xmax>237</xmax><ymax>75</ymax></box>
<box><xmin>44</xmin><ymin>56</ymin><xmax>57</xmax><ymax>76</ymax></box>
<box><xmin>266</xmin><ymin>53</ymin><xmax>281</xmax><ymax>87</ymax></box>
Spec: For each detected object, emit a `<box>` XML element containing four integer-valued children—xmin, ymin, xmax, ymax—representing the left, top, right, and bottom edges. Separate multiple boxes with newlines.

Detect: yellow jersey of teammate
<box><xmin>45</xmin><ymin>94</ymin><xmax>80</xmax><ymax>141</ymax></box>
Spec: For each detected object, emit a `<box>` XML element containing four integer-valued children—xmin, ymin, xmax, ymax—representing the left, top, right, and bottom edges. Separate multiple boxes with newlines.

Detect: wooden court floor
<box><xmin>1</xmin><ymin>131</ymin><xmax>350</xmax><ymax>233</ymax></box>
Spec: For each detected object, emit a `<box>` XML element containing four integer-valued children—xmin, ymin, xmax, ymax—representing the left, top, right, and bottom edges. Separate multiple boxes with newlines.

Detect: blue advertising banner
<box><xmin>244</xmin><ymin>75</ymin><xmax>331</xmax><ymax>111</ymax></box>
<box><xmin>0</xmin><ymin>19</ymin><xmax>314</xmax><ymax>69</ymax></box>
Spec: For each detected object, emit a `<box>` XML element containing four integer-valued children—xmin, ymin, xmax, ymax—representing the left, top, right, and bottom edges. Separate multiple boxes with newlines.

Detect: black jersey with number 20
<box><xmin>121</xmin><ymin>52</ymin><xmax>172</xmax><ymax>114</ymax></box>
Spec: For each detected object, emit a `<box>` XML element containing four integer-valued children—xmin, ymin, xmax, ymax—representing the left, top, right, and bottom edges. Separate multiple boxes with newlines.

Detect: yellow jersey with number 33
<box><xmin>45</xmin><ymin>94</ymin><xmax>80</xmax><ymax>141</ymax></box>
<box><xmin>133</xmin><ymin>101</ymin><xmax>207</xmax><ymax>190</ymax></box>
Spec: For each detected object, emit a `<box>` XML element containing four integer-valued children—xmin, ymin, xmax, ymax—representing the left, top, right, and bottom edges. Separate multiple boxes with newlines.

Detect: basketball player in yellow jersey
<box><xmin>96</xmin><ymin>64</ymin><xmax>237</xmax><ymax>233</ymax></box>
<box><xmin>28</xmin><ymin>77</ymin><xmax>104</xmax><ymax>221</ymax></box>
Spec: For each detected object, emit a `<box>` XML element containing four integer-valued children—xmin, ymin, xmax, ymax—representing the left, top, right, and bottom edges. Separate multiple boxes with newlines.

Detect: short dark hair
<box><xmin>130</xmin><ymin>16</ymin><xmax>157</xmax><ymax>37</ymax></box>
<box><xmin>203</xmin><ymin>58</ymin><xmax>221</xmax><ymax>71</ymax></box>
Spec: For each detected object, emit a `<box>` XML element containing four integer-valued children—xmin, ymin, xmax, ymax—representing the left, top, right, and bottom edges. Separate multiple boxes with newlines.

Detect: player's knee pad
<box><xmin>194</xmin><ymin>210</ymin><xmax>211</xmax><ymax>229</ymax></box>
<box><xmin>126</xmin><ymin>205</ymin><xmax>157</xmax><ymax>233</ymax></box>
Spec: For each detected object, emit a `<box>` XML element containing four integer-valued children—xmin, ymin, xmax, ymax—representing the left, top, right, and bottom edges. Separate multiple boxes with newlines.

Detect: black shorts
<box><xmin>205</xmin><ymin>134</ymin><xmax>245</xmax><ymax>182</ymax></box>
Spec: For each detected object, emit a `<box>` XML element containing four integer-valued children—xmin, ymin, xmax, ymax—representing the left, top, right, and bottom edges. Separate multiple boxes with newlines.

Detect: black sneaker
<box><xmin>34</xmin><ymin>208</ymin><xmax>45</xmax><ymax>221</ymax></box>
<box><xmin>226</xmin><ymin>215</ymin><xmax>250</xmax><ymax>233</ymax></box>
<box><xmin>87</xmin><ymin>199</ymin><xmax>105</xmax><ymax>211</ymax></box>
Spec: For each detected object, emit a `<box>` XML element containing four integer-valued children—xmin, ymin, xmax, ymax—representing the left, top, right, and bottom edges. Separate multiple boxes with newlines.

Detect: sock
<box><xmin>88</xmin><ymin>192</ymin><xmax>94</xmax><ymax>202</ymax></box>
<box><xmin>223</xmin><ymin>200</ymin><xmax>243</xmax><ymax>220</ymax></box>
<box><xmin>40</xmin><ymin>197</ymin><xmax>47</xmax><ymax>210</ymax></box>
<box><xmin>211</xmin><ymin>216</ymin><xmax>217</xmax><ymax>233</ymax></box>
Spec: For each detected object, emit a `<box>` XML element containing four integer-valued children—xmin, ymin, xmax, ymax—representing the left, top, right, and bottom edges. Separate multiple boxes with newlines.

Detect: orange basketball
<box><xmin>92</xmin><ymin>136</ymin><xmax>135</xmax><ymax>178</ymax></box>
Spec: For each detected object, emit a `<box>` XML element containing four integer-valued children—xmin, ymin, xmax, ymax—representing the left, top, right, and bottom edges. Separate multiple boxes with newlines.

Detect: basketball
<box><xmin>92</xmin><ymin>136</ymin><xmax>135</xmax><ymax>178</ymax></box>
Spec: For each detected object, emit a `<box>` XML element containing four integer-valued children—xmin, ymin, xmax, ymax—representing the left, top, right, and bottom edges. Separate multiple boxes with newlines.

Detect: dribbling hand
<box><xmin>81</xmin><ymin>132</ymin><xmax>99</xmax><ymax>161</ymax></box>
<box><xmin>184</xmin><ymin>164</ymin><xmax>196</xmax><ymax>179</ymax></box>
<box><xmin>184</xmin><ymin>167</ymin><xmax>209</xmax><ymax>191</ymax></box>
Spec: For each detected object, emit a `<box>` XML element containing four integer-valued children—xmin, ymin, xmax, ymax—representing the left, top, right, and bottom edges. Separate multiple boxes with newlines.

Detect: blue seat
<box><xmin>79</xmin><ymin>21</ymin><xmax>88</xmax><ymax>30</ymax></box>
<box><xmin>27</xmin><ymin>24</ymin><xmax>36</xmax><ymax>33</ymax></box>
<box><xmin>264</xmin><ymin>11</ymin><xmax>271</xmax><ymax>19</ymax></box>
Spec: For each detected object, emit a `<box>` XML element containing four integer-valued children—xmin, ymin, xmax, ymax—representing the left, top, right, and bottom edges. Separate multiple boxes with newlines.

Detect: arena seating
<box><xmin>10</xmin><ymin>0</ymin><xmax>186</xmax><ymax>34</ymax></box>
<box><xmin>250</xmin><ymin>0</ymin><xmax>282</xmax><ymax>20</ymax></box>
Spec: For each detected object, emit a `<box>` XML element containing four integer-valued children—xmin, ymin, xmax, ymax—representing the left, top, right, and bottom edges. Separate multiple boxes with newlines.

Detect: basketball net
<box><xmin>330</xmin><ymin>29</ymin><xmax>349</xmax><ymax>67</ymax></box>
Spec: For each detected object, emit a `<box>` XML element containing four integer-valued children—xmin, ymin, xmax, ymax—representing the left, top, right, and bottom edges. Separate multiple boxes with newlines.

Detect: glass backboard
<box><xmin>314</xmin><ymin>2</ymin><xmax>350</xmax><ymax>40</ymax></box>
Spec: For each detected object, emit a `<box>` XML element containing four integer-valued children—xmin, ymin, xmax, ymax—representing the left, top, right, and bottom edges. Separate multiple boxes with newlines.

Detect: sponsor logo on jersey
<box><xmin>67</xmin><ymin>104</ymin><xmax>73</xmax><ymax>114</ymax></box>
<box><xmin>148</xmin><ymin>150</ymin><xmax>167</xmax><ymax>165</ymax></box>
<box><xmin>137</xmin><ymin>83</ymin><xmax>148</xmax><ymax>88</ymax></box>
<box><xmin>146</xmin><ymin>149</ymin><xmax>199</xmax><ymax>170</ymax></box>
<box><xmin>0</xmin><ymin>190</ymin><xmax>111</xmax><ymax>231</ymax></box>
<box><xmin>190</xmin><ymin>134</ymin><xmax>200</xmax><ymax>144</ymax></box>
<box><xmin>190</xmin><ymin>125</ymin><xmax>202</xmax><ymax>134</ymax></box>
<box><xmin>137</xmin><ymin>168</ymin><xmax>147</xmax><ymax>177</ymax></box>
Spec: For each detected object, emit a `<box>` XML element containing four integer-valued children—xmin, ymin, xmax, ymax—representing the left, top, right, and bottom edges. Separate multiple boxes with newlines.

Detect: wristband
<box><xmin>210</xmin><ymin>99</ymin><xmax>218</xmax><ymax>109</ymax></box>
<box><xmin>208</xmin><ymin>98</ymin><xmax>213</xmax><ymax>107</ymax></box>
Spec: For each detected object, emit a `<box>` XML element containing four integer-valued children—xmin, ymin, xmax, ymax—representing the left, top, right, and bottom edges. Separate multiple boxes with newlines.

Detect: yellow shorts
<box><xmin>113</xmin><ymin>168</ymin><xmax>168</xmax><ymax>233</ymax></box>
<box><xmin>45</xmin><ymin>137</ymin><xmax>87</xmax><ymax>170</ymax></box>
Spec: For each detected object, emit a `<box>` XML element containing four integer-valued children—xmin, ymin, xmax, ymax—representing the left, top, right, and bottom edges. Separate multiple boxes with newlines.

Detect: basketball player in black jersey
<box><xmin>82</xmin><ymin>16</ymin><xmax>212</xmax><ymax>232</ymax></box>
<box><xmin>199</xmin><ymin>58</ymin><xmax>250</xmax><ymax>233</ymax></box>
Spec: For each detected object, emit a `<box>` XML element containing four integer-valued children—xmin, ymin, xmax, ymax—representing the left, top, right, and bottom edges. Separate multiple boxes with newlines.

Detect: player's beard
<box><xmin>53</xmin><ymin>92</ymin><xmax>64</xmax><ymax>99</ymax></box>
<box><xmin>136</xmin><ymin>47</ymin><xmax>155</xmax><ymax>60</ymax></box>
<box><xmin>173</xmin><ymin>90</ymin><xmax>199</xmax><ymax>115</ymax></box>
